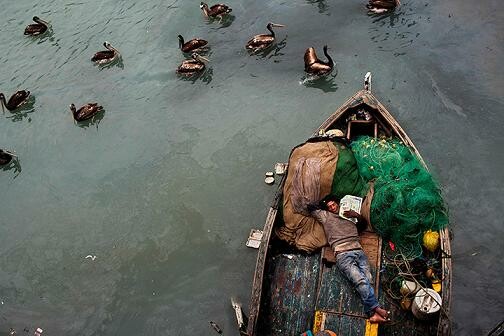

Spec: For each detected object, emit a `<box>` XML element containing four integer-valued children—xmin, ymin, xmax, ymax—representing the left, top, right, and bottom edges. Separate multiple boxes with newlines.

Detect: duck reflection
<box><xmin>253</xmin><ymin>36</ymin><xmax>287</xmax><ymax>60</ymax></box>
<box><xmin>213</xmin><ymin>14</ymin><xmax>235</xmax><ymax>28</ymax></box>
<box><xmin>178</xmin><ymin>67</ymin><xmax>214</xmax><ymax>85</ymax></box>
<box><xmin>301</xmin><ymin>71</ymin><xmax>338</xmax><ymax>93</ymax></box>
<box><xmin>306</xmin><ymin>0</ymin><xmax>330</xmax><ymax>15</ymax></box>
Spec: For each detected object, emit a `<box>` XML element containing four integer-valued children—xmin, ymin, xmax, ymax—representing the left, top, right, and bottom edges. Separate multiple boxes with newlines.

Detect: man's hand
<box><xmin>307</xmin><ymin>203</ymin><xmax>320</xmax><ymax>212</ymax></box>
<box><xmin>343</xmin><ymin>210</ymin><xmax>360</xmax><ymax>218</ymax></box>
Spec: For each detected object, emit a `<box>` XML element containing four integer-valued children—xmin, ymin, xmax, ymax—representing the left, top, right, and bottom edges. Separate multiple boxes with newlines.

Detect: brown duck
<box><xmin>367</xmin><ymin>0</ymin><xmax>400</xmax><ymax>13</ymax></box>
<box><xmin>0</xmin><ymin>149</ymin><xmax>15</xmax><ymax>166</ymax></box>
<box><xmin>246</xmin><ymin>23</ymin><xmax>285</xmax><ymax>52</ymax></box>
<box><xmin>70</xmin><ymin>103</ymin><xmax>103</xmax><ymax>122</ymax></box>
<box><xmin>178</xmin><ymin>35</ymin><xmax>208</xmax><ymax>53</ymax></box>
<box><xmin>0</xmin><ymin>90</ymin><xmax>31</xmax><ymax>112</ymax></box>
<box><xmin>24</xmin><ymin>16</ymin><xmax>49</xmax><ymax>36</ymax></box>
<box><xmin>200</xmin><ymin>2</ymin><xmax>232</xmax><ymax>20</ymax></box>
<box><xmin>91</xmin><ymin>42</ymin><xmax>121</xmax><ymax>64</ymax></box>
<box><xmin>304</xmin><ymin>45</ymin><xmax>334</xmax><ymax>76</ymax></box>
<box><xmin>176</xmin><ymin>53</ymin><xmax>209</xmax><ymax>76</ymax></box>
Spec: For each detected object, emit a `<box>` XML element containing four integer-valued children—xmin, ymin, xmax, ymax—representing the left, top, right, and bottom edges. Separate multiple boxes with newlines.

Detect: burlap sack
<box><xmin>276</xmin><ymin>140</ymin><xmax>374</xmax><ymax>252</ymax></box>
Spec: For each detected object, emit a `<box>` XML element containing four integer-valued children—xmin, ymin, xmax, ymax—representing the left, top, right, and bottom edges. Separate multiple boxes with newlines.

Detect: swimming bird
<box><xmin>0</xmin><ymin>149</ymin><xmax>15</xmax><ymax>166</ymax></box>
<box><xmin>24</xmin><ymin>16</ymin><xmax>49</xmax><ymax>36</ymax></box>
<box><xmin>200</xmin><ymin>2</ymin><xmax>232</xmax><ymax>20</ymax></box>
<box><xmin>70</xmin><ymin>103</ymin><xmax>103</xmax><ymax>122</ymax></box>
<box><xmin>246</xmin><ymin>23</ymin><xmax>285</xmax><ymax>52</ymax></box>
<box><xmin>0</xmin><ymin>90</ymin><xmax>31</xmax><ymax>112</ymax></box>
<box><xmin>176</xmin><ymin>53</ymin><xmax>209</xmax><ymax>76</ymax></box>
<box><xmin>178</xmin><ymin>35</ymin><xmax>208</xmax><ymax>53</ymax></box>
<box><xmin>366</xmin><ymin>0</ymin><xmax>400</xmax><ymax>13</ymax></box>
<box><xmin>91</xmin><ymin>42</ymin><xmax>121</xmax><ymax>64</ymax></box>
<box><xmin>304</xmin><ymin>45</ymin><xmax>334</xmax><ymax>76</ymax></box>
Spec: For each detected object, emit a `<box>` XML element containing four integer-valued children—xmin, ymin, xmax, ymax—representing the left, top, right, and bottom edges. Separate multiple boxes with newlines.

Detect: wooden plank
<box><xmin>486</xmin><ymin>319</ymin><xmax>504</xmax><ymax>336</ymax></box>
<box><xmin>321</xmin><ymin>312</ymin><xmax>368</xmax><ymax>336</ymax></box>
<box><xmin>316</xmin><ymin>233</ymin><xmax>380</xmax><ymax>318</ymax></box>
<box><xmin>437</xmin><ymin>227</ymin><xmax>452</xmax><ymax>335</ymax></box>
<box><xmin>247</xmin><ymin>175</ymin><xmax>286</xmax><ymax>336</ymax></box>
<box><xmin>256</xmin><ymin>250</ymin><xmax>320</xmax><ymax>336</ymax></box>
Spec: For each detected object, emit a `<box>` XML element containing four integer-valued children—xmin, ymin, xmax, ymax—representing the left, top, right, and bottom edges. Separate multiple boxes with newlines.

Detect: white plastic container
<box><xmin>265</xmin><ymin>172</ymin><xmax>275</xmax><ymax>184</ymax></box>
<box><xmin>411</xmin><ymin>288</ymin><xmax>442</xmax><ymax>320</ymax></box>
<box><xmin>400</xmin><ymin>279</ymin><xmax>420</xmax><ymax>296</ymax></box>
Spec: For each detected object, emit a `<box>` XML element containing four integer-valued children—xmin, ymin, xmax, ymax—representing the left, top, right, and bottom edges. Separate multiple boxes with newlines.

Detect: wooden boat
<box><xmin>247</xmin><ymin>73</ymin><xmax>452</xmax><ymax>336</ymax></box>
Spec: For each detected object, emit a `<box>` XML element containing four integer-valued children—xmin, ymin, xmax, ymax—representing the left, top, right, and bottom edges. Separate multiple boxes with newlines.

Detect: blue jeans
<box><xmin>336</xmin><ymin>249</ymin><xmax>379</xmax><ymax>315</ymax></box>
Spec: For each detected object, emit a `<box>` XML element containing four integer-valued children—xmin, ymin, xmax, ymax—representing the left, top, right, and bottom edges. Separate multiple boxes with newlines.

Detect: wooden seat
<box><xmin>346</xmin><ymin>119</ymin><xmax>378</xmax><ymax>140</ymax></box>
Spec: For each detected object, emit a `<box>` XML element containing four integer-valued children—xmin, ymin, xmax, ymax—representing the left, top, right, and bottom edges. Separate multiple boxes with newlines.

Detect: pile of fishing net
<box><xmin>350</xmin><ymin>136</ymin><xmax>448</xmax><ymax>249</ymax></box>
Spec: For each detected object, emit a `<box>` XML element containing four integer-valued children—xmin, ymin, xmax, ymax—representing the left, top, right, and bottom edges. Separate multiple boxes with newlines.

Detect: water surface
<box><xmin>0</xmin><ymin>0</ymin><xmax>503</xmax><ymax>335</ymax></box>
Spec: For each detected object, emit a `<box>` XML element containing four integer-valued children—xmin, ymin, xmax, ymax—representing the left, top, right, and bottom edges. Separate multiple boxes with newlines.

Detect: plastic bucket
<box><xmin>411</xmin><ymin>288</ymin><xmax>442</xmax><ymax>320</ymax></box>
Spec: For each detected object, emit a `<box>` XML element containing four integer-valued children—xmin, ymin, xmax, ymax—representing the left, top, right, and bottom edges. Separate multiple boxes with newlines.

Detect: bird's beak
<box><xmin>198</xmin><ymin>55</ymin><xmax>210</xmax><ymax>62</ymax></box>
<box><xmin>271</xmin><ymin>23</ymin><xmax>285</xmax><ymax>28</ymax></box>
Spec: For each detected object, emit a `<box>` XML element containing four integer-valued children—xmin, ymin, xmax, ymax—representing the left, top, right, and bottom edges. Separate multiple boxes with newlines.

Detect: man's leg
<box><xmin>356</xmin><ymin>251</ymin><xmax>389</xmax><ymax>319</ymax></box>
<box><xmin>336</xmin><ymin>250</ymin><xmax>380</xmax><ymax>315</ymax></box>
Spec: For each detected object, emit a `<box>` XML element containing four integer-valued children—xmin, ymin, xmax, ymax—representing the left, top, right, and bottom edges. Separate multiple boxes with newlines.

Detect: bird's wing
<box><xmin>92</xmin><ymin>50</ymin><xmax>115</xmax><ymax>61</ymax></box>
<box><xmin>8</xmin><ymin>91</ymin><xmax>29</xmax><ymax>106</ymax></box>
<box><xmin>24</xmin><ymin>24</ymin><xmax>46</xmax><ymax>35</ymax></box>
<box><xmin>209</xmin><ymin>4</ymin><xmax>230</xmax><ymax>15</ymax></box>
<box><xmin>246</xmin><ymin>35</ymin><xmax>274</xmax><ymax>49</ymax></box>
<box><xmin>184</xmin><ymin>39</ymin><xmax>208</xmax><ymax>51</ymax></box>
<box><xmin>304</xmin><ymin>48</ymin><xmax>318</xmax><ymax>67</ymax></box>
<box><xmin>307</xmin><ymin>63</ymin><xmax>332</xmax><ymax>74</ymax></box>
<box><xmin>369</xmin><ymin>0</ymin><xmax>397</xmax><ymax>8</ymax></box>
<box><xmin>177</xmin><ymin>60</ymin><xmax>204</xmax><ymax>73</ymax></box>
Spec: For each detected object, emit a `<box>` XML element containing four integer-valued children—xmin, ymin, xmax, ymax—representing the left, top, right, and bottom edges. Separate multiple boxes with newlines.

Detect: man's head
<box><xmin>319</xmin><ymin>195</ymin><xmax>340</xmax><ymax>214</ymax></box>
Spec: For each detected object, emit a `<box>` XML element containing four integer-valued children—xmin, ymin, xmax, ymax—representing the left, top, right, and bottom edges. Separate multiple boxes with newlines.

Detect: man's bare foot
<box><xmin>369</xmin><ymin>312</ymin><xmax>387</xmax><ymax>323</ymax></box>
<box><xmin>375</xmin><ymin>307</ymin><xmax>390</xmax><ymax>319</ymax></box>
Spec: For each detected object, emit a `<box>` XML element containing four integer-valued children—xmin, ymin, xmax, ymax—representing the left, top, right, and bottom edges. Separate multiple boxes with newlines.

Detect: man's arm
<box><xmin>343</xmin><ymin>210</ymin><xmax>368</xmax><ymax>232</ymax></box>
<box><xmin>307</xmin><ymin>203</ymin><xmax>328</xmax><ymax>225</ymax></box>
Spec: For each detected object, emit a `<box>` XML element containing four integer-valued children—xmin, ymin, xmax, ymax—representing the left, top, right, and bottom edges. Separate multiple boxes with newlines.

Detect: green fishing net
<box><xmin>331</xmin><ymin>142</ymin><xmax>368</xmax><ymax>199</ymax></box>
<box><xmin>351</xmin><ymin>136</ymin><xmax>448</xmax><ymax>249</ymax></box>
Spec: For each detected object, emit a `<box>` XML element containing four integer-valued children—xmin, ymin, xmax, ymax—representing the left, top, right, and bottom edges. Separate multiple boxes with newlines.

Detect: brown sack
<box><xmin>276</xmin><ymin>140</ymin><xmax>374</xmax><ymax>252</ymax></box>
<box><xmin>276</xmin><ymin>141</ymin><xmax>338</xmax><ymax>252</ymax></box>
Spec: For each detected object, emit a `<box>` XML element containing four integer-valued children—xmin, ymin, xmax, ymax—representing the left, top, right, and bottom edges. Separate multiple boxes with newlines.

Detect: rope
<box><xmin>381</xmin><ymin>247</ymin><xmax>452</xmax><ymax>325</ymax></box>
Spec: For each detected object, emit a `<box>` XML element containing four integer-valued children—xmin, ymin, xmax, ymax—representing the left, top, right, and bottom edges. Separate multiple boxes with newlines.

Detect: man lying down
<box><xmin>308</xmin><ymin>195</ymin><xmax>390</xmax><ymax>324</ymax></box>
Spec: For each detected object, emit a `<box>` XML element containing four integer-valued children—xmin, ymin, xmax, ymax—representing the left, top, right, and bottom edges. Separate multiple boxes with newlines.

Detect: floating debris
<box><xmin>209</xmin><ymin>321</ymin><xmax>222</xmax><ymax>334</ymax></box>
<box><xmin>231</xmin><ymin>297</ymin><xmax>248</xmax><ymax>335</ymax></box>
<box><xmin>265</xmin><ymin>171</ymin><xmax>275</xmax><ymax>185</ymax></box>
<box><xmin>274</xmin><ymin>163</ymin><xmax>287</xmax><ymax>175</ymax></box>
<box><xmin>246</xmin><ymin>229</ymin><xmax>263</xmax><ymax>249</ymax></box>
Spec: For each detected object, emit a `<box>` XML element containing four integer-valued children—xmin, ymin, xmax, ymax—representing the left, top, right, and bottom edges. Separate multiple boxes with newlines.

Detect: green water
<box><xmin>1</xmin><ymin>0</ymin><xmax>503</xmax><ymax>334</ymax></box>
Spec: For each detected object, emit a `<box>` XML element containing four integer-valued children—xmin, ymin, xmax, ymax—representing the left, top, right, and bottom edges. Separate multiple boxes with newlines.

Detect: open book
<box><xmin>339</xmin><ymin>195</ymin><xmax>363</xmax><ymax>223</ymax></box>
